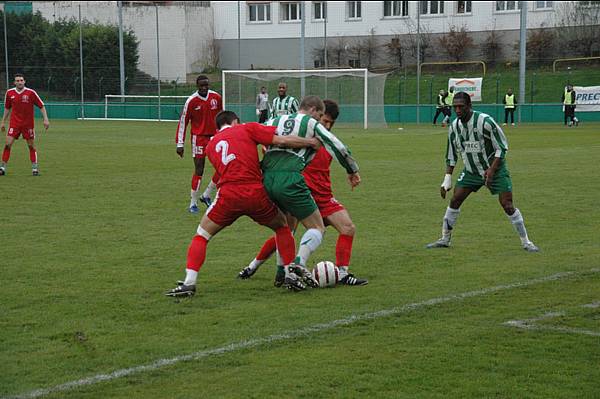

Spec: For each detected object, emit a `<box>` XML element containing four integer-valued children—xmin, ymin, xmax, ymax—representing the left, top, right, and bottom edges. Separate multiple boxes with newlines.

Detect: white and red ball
<box><xmin>312</xmin><ymin>261</ymin><xmax>339</xmax><ymax>288</ymax></box>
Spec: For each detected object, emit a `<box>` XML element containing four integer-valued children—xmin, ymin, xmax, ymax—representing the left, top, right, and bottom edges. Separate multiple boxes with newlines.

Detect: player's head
<box><xmin>453</xmin><ymin>92</ymin><xmax>472</xmax><ymax>119</ymax></box>
<box><xmin>196</xmin><ymin>75</ymin><xmax>209</xmax><ymax>96</ymax></box>
<box><xmin>260</xmin><ymin>86</ymin><xmax>267</xmax><ymax>94</ymax></box>
<box><xmin>299</xmin><ymin>95</ymin><xmax>325</xmax><ymax>121</ymax></box>
<box><xmin>14</xmin><ymin>73</ymin><xmax>25</xmax><ymax>89</ymax></box>
<box><xmin>439</xmin><ymin>89</ymin><xmax>445</xmax><ymax>95</ymax></box>
<box><xmin>277</xmin><ymin>82</ymin><xmax>287</xmax><ymax>97</ymax></box>
<box><xmin>507</xmin><ymin>87</ymin><xmax>513</xmax><ymax>95</ymax></box>
<box><xmin>321</xmin><ymin>99</ymin><xmax>339</xmax><ymax>130</ymax></box>
<box><xmin>566</xmin><ymin>84</ymin><xmax>573</xmax><ymax>91</ymax></box>
<box><xmin>449</xmin><ymin>86</ymin><xmax>455</xmax><ymax>93</ymax></box>
<box><xmin>215</xmin><ymin>110</ymin><xmax>239</xmax><ymax>129</ymax></box>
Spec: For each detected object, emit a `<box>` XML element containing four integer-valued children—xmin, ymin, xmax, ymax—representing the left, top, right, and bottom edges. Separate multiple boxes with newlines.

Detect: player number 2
<box><xmin>215</xmin><ymin>140</ymin><xmax>236</xmax><ymax>165</ymax></box>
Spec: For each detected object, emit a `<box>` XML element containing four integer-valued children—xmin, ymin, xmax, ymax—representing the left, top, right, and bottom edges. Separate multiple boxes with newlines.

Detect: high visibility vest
<box><xmin>445</xmin><ymin>91</ymin><xmax>454</xmax><ymax>106</ymax></box>
<box><xmin>505</xmin><ymin>94</ymin><xmax>515</xmax><ymax>109</ymax></box>
<box><xmin>564</xmin><ymin>89</ymin><xmax>573</xmax><ymax>105</ymax></box>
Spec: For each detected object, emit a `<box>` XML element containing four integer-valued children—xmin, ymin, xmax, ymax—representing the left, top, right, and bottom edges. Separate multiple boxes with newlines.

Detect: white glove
<box><xmin>441</xmin><ymin>174</ymin><xmax>452</xmax><ymax>191</ymax></box>
<box><xmin>256</xmin><ymin>109</ymin><xmax>260</xmax><ymax>116</ymax></box>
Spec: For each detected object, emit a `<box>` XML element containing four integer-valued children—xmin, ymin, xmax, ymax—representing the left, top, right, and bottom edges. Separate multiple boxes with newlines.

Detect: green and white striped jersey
<box><xmin>271</xmin><ymin>95</ymin><xmax>299</xmax><ymax>118</ymax></box>
<box><xmin>446</xmin><ymin>111</ymin><xmax>508</xmax><ymax>177</ymax></box>
<box><xmin>262</xmin><ymin>113</ymin><xmax>359</xmax><ymax>175</ymax></box>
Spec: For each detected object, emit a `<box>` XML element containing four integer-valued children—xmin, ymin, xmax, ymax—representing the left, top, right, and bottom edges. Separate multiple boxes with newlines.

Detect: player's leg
<box><xmin>498</xmin><ymin>192</ymin><xmax>539</xmax><ymax>252</ymax></box>
<box><xmin>165</xmin><ymin>215</ymin><xmax>225</xmax><ymax>297</ymax></box>
<box><xmin>510</xmin><ymin>109</ymin><xmax>515</xmax><ymax>125</ymax></box>
<box><xmin>26</xmin><ymin>135</ymin><xmax>39</xmax><ymax>175</ymax></box>
<box><xmin>200</xmin><ymin>173</ymin><xmax>217</xmax><ymax>207</ymax></box>
<box><xmin>325</xmin><ymin>209</ymin><xmax>368</xmax><ymax>286</ymax></box>
<box><xmin>504</xmin><ymin>109</ymin><xmax>509</xmax><ymax>125</ymax></box>
<box><xmin>427</xmin><ymin>186</ymin><xmax>474</xmax><ymax>248</ymax></box>
<box><xmin>189</xmin><ymin>156</ymin><xmax>206</xmax><ymax>213</ymax></box>
<box><xmin>0</xmin><ymin>134</ymin><xmax>16</xmax><ymax>175</ymax></box>
<box><xmin>433</xmin><ymin>108</ymin><xmax>441</xmax><ymax>125</ymax></box>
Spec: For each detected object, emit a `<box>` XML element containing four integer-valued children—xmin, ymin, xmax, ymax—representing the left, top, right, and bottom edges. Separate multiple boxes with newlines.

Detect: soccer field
<box><xmin>1</xmin><ymin>120</ymin><xmax>599</xmax><ymax>398</ymax></box>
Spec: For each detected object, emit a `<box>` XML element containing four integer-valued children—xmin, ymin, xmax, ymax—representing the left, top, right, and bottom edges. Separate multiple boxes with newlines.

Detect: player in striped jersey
<box><xmin>427</xmin><ymin>92</ymin><xmax>539</xmax><ymax>252</ymax></box>
<box><xmin>262</xmin><ymin>95</ymin><xmax>361</xmax><ymax>286</ymax></box>
<box><xmin>270</xmin><ymin>82</ymin><xmax>299</xmax><ymax>118</ymax></box>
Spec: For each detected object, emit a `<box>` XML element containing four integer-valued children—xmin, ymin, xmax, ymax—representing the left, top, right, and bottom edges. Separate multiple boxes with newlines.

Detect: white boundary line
<box><xmin>6</xmin><ymin>268</ymin><xmax>599</xmax><ymax>399</ymax></box>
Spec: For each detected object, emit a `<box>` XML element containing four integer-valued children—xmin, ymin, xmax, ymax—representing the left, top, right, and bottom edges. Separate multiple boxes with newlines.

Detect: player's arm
<box><xmin>441</xmin><ymin>125</ymin><xmax>458</xmax><ymax>198</ymax></box>
<box><xmin>483</xmin><ymin>118</ymin><xmax>508</xmax><ymax>187</ymax></box>
<box><xmin>175</xmin><ymin>100</ymin><xmax>191</xmax><ymax>157</ymax></box>
<box><xmin>313</xmin><ymin>123</ymin><xmax>360</xmax><ymax>188</ymax></box>
<box><xmin>272</xmin><ymin>135</ymin><xmax>319</xmax><ymax>149</ymax></box>
<box><xmin>290</xmin><ymin>98</ymin><xmax>299</xmax><ymax>114</ymax></box>
<box><xmin>247</xmin><ymin>122</ymin><xmax>319</xmax><ymax>150</ymax></box>
<box><xmin>1</xmin><ymin>91</ymin><xmax>11</xmax><ymax>132</ymax></box>
<box><xmin>39</xmin><ymin>106</ymin><xmax>50</xmax><ymax>130</ymax></box>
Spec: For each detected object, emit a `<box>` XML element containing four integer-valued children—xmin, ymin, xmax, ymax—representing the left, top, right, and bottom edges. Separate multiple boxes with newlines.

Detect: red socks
<box><xmin>336</xmin><ymin>234</ymin><xmax>354</xmax><ymax>267</ymax></box>
<box><xmin>256</xmin><ymin>236</ymin><xmax>277</xmax><ymax>261</ymax></box>
<box><xmin>29</xmin><ymin>146</ymin><xmax>37</xmax><ymax>163</ymax></box>
<box><xmin>186</xmin><ymin>235</ymin><xmax>208</xmax><ymax>272</ymax></box>
<box><xmin>2</xmin><ymin>146</ymin><xmax>10</xmax><ymax>163</ymax></box>
<box><xmin>274</xmin><ymin>226</ymin><xmax>295</xmax><ymax>265</ymax></box>
<box><xmin>191</xmin><ymin>173</ymin><xmax>201</xmax><ymax>191</ymax></box>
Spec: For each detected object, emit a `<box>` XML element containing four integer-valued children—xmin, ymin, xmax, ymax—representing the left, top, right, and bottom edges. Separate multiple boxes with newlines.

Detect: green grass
<box><xmin>1</xmin><ymin>120</ymin><xmax>599</xmax><ymax>398</ymax></box>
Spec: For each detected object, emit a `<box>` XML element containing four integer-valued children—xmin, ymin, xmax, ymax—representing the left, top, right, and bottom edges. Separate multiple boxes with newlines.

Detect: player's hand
<box><xmin>309</xmin><ymin>138</ymin><xmax>321</xmax><ymax>150</ymax></box>
<box><xmin>484</xmin><ymin>168</ymin><xmax>495</xmax><ymax>188</ymax></box>
<box><xmin>176</xmin><ymin>147</ymin><xmax>184</xmax><ymax>158</ymax></box>
<box><xmin>256</xmin><ymin>109</ymin><xmax>260</xmax><ymax>116</ymax></box>
<box><xmin>348</xmin><ymin>172</ymin><xmax>361</xmax><ymax>190</ymax></box>
<box><xmin>0</xmin><ymin>123</ymin><xmax>5</xmax><ymax>132</ymax></box>
<box><xmin>440</xmin><ymin>173</ymin><xmax>452</xmax><ymax>199</ymax></box>
<box><xmin>43</xmin><ymin>119</ymin><xmax>50</xmax><ymax>131</ymax></box>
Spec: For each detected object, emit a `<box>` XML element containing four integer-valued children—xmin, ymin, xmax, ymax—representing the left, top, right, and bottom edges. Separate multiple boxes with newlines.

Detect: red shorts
<box><xmin>191</xmin><ymin>135</ymin><xmax>211</xmax><ymax>159</ymax></box>
<box><xmin>8</xmin><ymin>126</ymin><xmax>35</xmax><ymax>140</ymax></box>
<box><xmin>314</xmin><ymin>193</ymin><xmax>346</xmax><ymax>219</ymax></box>
<box><xmin>206</xmin><ymin>184</ymin><xmax>279</xmax><ymax>227</ymax></box>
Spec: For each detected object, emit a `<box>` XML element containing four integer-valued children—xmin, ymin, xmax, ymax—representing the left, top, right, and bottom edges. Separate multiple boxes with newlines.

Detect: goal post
<box><xmin>222</xmin><ymin>68</ymin><xmax>388</xmax><ymax>129</ymax></box>
<box><xmin>92</xmin><ymin>95</ymin><xmax>191</xmax><ymax>122</ymax></box>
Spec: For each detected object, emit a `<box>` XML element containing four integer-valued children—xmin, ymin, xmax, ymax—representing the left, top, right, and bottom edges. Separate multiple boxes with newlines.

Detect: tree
<box><xmin>554</xmin><ymin>1</ymin><xmax>600</xmax><ymax>57</ymax></box>
<box><xmin>386</xmin><ymin>34</ymin><xmax>403</xmax><ymax>69</ymax></box>
<box><xmin>438</xmin><ymin>25</ymin><xmax>473</xmax><ymax>62</ymax></box>
<box><xmin>402</xmin><ymin>19</ymin><xmax>433</xmax><ymax>63</ymax></box>
<box><xmin>525</xmin><ymin>28</ymin><xmax>555</xmax><ymax>65</ymax></box>
<box><xmin>481</xmin><ymin>24</ymin><xmax>503</xmax><ymax>67</ymax></box>
<box><xmin>327</xmin><ymin>36</ymin><xmax>348</xmax><ymax>67</ymax></box>
<box><xmin>358</xmin><ymin>28</ymin><xmax>380</xmax><ymax>69</ymax></box>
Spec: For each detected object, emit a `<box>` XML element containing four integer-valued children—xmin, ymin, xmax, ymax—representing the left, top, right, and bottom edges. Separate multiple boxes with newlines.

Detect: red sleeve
<box><xmin>4</xmin><ymin>91</ymin><xmax>11</xmax><ymax>109</ymax></box>
<box><xmin>32</xmin><ymin>90</ymin><xmax>44</xmax><ymax>108</ymax></box>
<box><xmin>246</xmin><ymin>122</ymin><xmax>275</xmax><ymax>146</ymax></box>
<box><xmin>176</xmin><ymin>97</ymin><xmax>191</xmax><ymax>145</ymax></box>
<box><xmin>218</xmin><ymin>95</ymin><xmax>223</xmax><ymax>111</ymax></box>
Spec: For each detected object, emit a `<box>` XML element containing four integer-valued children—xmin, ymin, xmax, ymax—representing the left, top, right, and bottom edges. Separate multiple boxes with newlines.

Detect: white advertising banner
<box><xmin>574</xmin><ymin>86</ymin><xmax>600</xmax><ymax>112</ymax></box>
<box><xmin>448</xmin><ymin>78</ymin><xmax>483</xmax><ymax>102</ymax></box>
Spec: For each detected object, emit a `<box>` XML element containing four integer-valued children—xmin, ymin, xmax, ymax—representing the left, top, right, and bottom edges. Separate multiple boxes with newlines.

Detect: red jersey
<box><xmin>206</xmin><ymin>123</ymin><xmax>276</xmax><ymax>188</ymax></box>
<box><xmin>175</xmin><ymin>90</ymin><xmax>222</xmax><ymax>146</ymax></box>
<box><xmin>303</xmin><ymin>146</ymin><xmax>333</xmax><ymax>198</ymax></box>
<box><xmin>4</xmin><ymin>87</ymin><xmax>44</xmax><ymax>129</ymax></box>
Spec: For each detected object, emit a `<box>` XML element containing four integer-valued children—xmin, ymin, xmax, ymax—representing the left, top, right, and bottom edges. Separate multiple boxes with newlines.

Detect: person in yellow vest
<box><xmin>433</xmin><ymin>89</ymin><xmax>447</xmax><ymax>126</ymax></box>
<box><xmin>561</xmin><ymin>84</ymin><xmax>579</xmax><ymax>127</ymax></box>
<box><xmin>502</xmin><ymin>88</ymin><xmax>517</xmax><ymax>126</ymax></box>
<box><xmin>442</xmin><ymin>86</ymin><xmax>455</xmax><ymax>127</ymax></box>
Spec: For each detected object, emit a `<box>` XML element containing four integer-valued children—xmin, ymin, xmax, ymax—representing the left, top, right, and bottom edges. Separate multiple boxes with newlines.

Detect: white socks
<box><xmin>442</xmin><ymin>207</ymin><xmax>460</xmax><ymax>240</ymax></box>
<box><xmin>508</xmin><ymin>208</ymin><xmax>530</xmax><ymax>245</ymax></box>
<box><xmin>202</xmin><ymin>180</ymin><xmax>216</xmax><ymax>199</ymax></box>
<box><xmin>296</xmin><ymin>228</ymin><xmax>323</xmax><ymax>267</ymax></box>
<box><xmin>184</xmin><ymin>269</ymin><xmax>198</xmax><ymax>286</ymax></box>
<box><xmin>190</xmin><ymin>189</ymin><xmax>199</xmax><ymax>207</ymax></box>
<box><xmin>248</xmin><ymin>257</ymin><xmax>264</xmax><ymax>272</ymax></box>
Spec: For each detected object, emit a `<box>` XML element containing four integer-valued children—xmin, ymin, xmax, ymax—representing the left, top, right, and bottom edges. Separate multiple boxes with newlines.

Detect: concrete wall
<box><xmin>33</xmin><ymin>1</ymin><xmax>213</xmax><ymax>81</ymax></box>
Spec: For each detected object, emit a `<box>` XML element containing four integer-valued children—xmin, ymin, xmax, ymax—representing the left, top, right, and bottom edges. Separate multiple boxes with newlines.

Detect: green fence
<box><xmin>40</xmin><ymin>102</ymin><xmax>600</xmax><ymax>125</ymax></box>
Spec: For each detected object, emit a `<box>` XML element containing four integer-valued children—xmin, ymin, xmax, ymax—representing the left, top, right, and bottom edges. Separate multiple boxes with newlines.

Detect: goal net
<box><xmin>101</xmin><ymin>95</ymin><xmax>190</xmax><ymax>121</ymax></box>
<box><xmin>222</xmin><ymin>69</ymin><xmax>388</xmax><ymax>129</ymax></box>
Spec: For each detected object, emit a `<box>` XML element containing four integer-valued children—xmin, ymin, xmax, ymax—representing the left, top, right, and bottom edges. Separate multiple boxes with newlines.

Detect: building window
<box><xmin>495</xmin><ymin>1</ymin><xmax>522</xmax><ymax>11</ymax></box>
<box><xmin>313</xmin><ymin>2</ymin><xmax>327</xmax><ymax>20</ymax></box>
<box><xmin>281</xmin><ymin>2</ymin><xmax>302</xmax><ymax>21</ymax></box>
<box><xmin>349</xmin><ymin>59</ymin><xmax>361</xmax><ymax>68</ymax></box>
<box><xmin>384</xmin><ymin>1</ymin><xmax>409</xmax><ymax>17</ymax></box>
<box><xmin>347</xmin><ymin>1</ymin><xmax>362</xmax><ymax>19</ymax></box>
<box><xmin>457</xmin><ymin>0</ymin><xmax>472</xmax><ymax>13</ymax></box>
<box><xmin>535</xmin><ymin>1</ymin><xmax>553</xmax><ymax>9</ymax></box>
<box><xmin>248</xmin><ymin>3</ymin><xmax>271</xmax><ymax>22</ymax></box>
<box><xmin>420</xmin><ymin>1</ymin><xmax>444</xmax><ymax>15</ymax></box>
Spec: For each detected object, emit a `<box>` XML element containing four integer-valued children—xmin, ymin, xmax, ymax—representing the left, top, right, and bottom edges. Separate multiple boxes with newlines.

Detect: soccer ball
<box><xmin>312</xmin><ymin>261</ymin><xmax>339</xmax><ymax>288</ymax></box>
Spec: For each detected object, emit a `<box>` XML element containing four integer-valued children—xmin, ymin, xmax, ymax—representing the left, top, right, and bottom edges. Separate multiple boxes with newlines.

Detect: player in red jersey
<box><xmin>166</xmin><ymin>110</ymin><xmax>321</xmax><ymax>297</ymax></box>
<box><xmin>175</xmin><ymin>75</ymin><xmax>222</xmax><ymax>214</ymax></box>
<box><xmin>0</xmin><ymin>74</ymin><xmax>50</xmax><ymax>176</ymax></box>
<box><xmin>238</xmin><ymin>100</ymin><xmax>368</xmax><ymax>286</ymax></box>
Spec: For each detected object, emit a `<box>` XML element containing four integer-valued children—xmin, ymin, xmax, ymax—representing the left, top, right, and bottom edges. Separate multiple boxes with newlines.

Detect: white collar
<box><xmin>219</xmin><ymin>124</ymin><xmax>232</xmax><ymax>131</ymax></box>
<box><xmin>14</xmin><ymin>87</ymin><xmax>26</xmax><ymax>94</ymax></box>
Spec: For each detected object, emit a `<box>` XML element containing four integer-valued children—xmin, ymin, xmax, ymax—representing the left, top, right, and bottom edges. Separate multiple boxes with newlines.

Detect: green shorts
<box><xmin>262</xmin><ymin>170</ymin><xmax>318</xmax><ymax>220</ymax></box>
<box><xmin>455</xmin><ymin>166</ymin><xmax>512</xmax><ymax>195</ymax></box>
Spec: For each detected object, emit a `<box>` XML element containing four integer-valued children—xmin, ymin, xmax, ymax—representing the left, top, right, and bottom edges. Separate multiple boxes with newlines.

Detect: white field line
<box><xmin>6</xmin><ymin>268</ymin><xmax>599</xmax><ymax>399</ymax></box>
<box><xmin>504</xmin><ymin>300</ymin><xmax>600</xmax><ymax>337</ymax></box>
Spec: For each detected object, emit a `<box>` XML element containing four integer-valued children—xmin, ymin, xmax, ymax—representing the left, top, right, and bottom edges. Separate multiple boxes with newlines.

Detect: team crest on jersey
<box><xmin>210</xmin><ymin>99</ymin><xmax>218</xmax><ymax>110</ymax></box>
